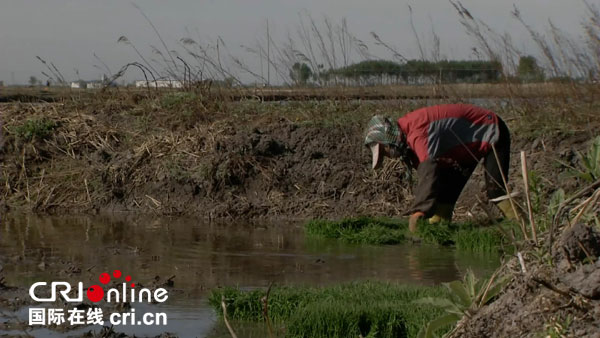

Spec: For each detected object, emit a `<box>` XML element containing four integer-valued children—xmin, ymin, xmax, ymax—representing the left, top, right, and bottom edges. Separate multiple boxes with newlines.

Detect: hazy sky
<box><xmin>0</xmin><ymin>0</ymin><xmax>592</xmax><ymax>84</ymax></box>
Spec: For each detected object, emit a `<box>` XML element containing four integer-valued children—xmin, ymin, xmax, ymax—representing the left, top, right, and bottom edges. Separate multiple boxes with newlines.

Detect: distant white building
<box><xmin>86</xmin><ymin>82</ymin><xmax>103</xmax><ymax>89</ymax></box>
<box><xmin>71</xmin><ymin>81</ymin><xmax>85</xmax><ymax>89</ymax></box>
<box><xmin>70</xmin><ymin>75</ymin><xmax>110</xmax><ymax>89</ymax></box>
<box><xmin>135</xmin><ymin>80</ymin><xmax>183</xmax><ymax>88</ymax></box>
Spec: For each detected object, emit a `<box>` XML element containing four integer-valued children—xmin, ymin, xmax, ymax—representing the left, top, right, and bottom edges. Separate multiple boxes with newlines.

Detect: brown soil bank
<box><xmin>0</xmin><ymin>91</ymin><xmax>599</xmax><ymax>219</ymax></box>
<box><xmin>450</xmin><ymin>222</ymin><xmax>600</xmax><ymax>337</ymax></box>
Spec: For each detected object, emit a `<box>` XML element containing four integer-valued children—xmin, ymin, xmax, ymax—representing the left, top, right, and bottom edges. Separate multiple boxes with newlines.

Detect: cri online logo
<box><xmin>29</xmin><ymin>270</ymin><xmax>168</xmax><ymax>303</ymax></box>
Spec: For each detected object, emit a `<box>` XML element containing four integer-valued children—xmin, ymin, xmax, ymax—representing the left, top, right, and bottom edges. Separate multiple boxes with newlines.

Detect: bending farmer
<box><xmin>364</xmin><ymin>104</ymin><xmax>516</xmax><ymax>232</ymax></box>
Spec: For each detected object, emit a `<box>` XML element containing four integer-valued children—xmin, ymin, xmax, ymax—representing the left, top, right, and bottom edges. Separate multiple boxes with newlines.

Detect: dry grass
<box><xmin>0</xmin><ymin>84</ymin><xmax>598</xmax><ymax>218</ymax></box>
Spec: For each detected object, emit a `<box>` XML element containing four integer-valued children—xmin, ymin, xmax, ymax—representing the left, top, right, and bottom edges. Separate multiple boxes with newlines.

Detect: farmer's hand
<box><xmin>409</xmin><ymin>212</ymin><xmax>424</xmax><ymax>233</ymax></box>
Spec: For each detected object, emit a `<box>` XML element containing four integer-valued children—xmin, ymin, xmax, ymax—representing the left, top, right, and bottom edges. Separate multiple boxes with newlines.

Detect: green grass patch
<box><xmin>12</xmin><ymin>118</ymin><xmax>57</xmax><ymax>141</ymax></box>
<box><xmin>305</xmin><ymin>217</ymin><xmax>512</xmax><ymax>252</ymax></box>
<box><xmin>209</xmin><ymin>281</ymin><xmax>451</xmax><ymax>338</ymax></box>
<box><xmin>159</xmin><ymin>91</ymin><xmax>198</xmax><ymax>109</ymax></box>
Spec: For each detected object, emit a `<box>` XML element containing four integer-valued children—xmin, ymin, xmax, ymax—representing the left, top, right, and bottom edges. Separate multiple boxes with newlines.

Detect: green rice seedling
<box><xmin>343</xmin><ymin>223</ymin><xmax>406</xmax><ymax>244</ymax></box>
<box><xmin>210</xmin><ymin>281</ymin><xmax>451</xmax><ymax>338</ymax></box>
<box><xmin>305</xmin><ymin>216</ymin><xmax>407</xmax><ymax>245</ymax></box>
<box><xmin>305</xmin><ymin>217</ymin><xmax>507</xmax><ymax>252</ymax></box>
<box><xmin>414</xmin><ymin>221</ymin><xmax>455</xmax><ymax>246</ymax></box>
<box><xmin>210</xmin><ymin>286</ymin><xmax>316</xmax><ymax>323</ymax></box>
<box><xmin>452</xmin><ymin>222</ymin><xmax>507</xmax><ymax>253</ymax></box>
<box><xmin>286</xmin><ymin>300</ymin><xmax>407</xmax><ymax>338</ymax></box>
<box><xmin>415</xmin><ymin>221</ymin><xmax>508</xmax><ymax>252</ymax></box>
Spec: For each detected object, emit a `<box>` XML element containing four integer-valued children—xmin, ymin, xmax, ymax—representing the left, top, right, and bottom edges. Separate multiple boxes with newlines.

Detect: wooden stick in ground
<box><xmin>221</xmin><ymin>295</ymin><xmax>238</xmax><ymax>338</ymax></box>
<box><xmin>520</xmin><ymin>151</ymin><xmax>538</xmax><ymax>245</ymax></box>
<box><xmin>492</xmin><ymin>144</ymin><xmax>529</xmax><ymax>241</ymax></box>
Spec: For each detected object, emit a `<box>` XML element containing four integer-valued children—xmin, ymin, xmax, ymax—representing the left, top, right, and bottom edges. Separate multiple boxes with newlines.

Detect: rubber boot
<box><xmin>496</xmin><ymin>199</ymin><xmax>518</xmax><ymax>220</ymax></box>
<box><xmin>428</xmin><ymin>203</ymin><xmax>454</xmax><ymax>224</ymax></box>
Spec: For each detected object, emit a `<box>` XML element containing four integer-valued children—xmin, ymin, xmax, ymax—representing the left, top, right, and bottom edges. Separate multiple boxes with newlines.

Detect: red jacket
<box><xmin>397</xmin><ymin>104</ymin><xmax>500</xmax><ymax>166</ymax></box>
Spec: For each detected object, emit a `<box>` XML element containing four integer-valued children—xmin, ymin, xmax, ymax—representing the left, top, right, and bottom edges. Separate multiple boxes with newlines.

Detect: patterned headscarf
<box><xmin>364</xmin><ymin>115</ymin><xmax>401</xmax><ymax>147</ymax></box>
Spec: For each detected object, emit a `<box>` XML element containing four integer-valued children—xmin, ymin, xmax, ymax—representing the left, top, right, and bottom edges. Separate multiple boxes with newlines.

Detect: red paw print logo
<box><xmin>86</xmin><ymin>270</ymin><xmax>135</xmax><ymax>303</ymax></box>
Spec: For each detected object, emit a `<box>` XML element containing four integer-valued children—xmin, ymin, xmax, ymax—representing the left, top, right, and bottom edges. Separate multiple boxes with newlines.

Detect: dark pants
<box><xmin>410</xmin><ymin>118</ymin><xmax>511</xmax><ymax>218</ymax></box>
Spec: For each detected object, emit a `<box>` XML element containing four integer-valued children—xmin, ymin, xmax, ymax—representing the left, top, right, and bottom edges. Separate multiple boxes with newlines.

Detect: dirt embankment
<box><xmin>0</xmin><ymin>94</ymin><xmax>597</xmax><ymax>220</ymax></box>
<box><xmin>451</xmin><ymin>222</ymin><xmax>600</xmax><ymax>337</ymax></box>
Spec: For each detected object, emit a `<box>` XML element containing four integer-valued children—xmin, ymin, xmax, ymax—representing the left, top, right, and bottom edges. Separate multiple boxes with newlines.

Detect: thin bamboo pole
<box><xmin>520</xmin><ymin>151</ymin><xmax>538</xmax><ymax>245</ymax></box>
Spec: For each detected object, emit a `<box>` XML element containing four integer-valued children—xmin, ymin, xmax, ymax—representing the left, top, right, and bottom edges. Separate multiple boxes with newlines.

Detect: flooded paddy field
<box><xmin>0</xmin><ymin>213</ymin><xmax>499</xmax><ymax>337</ymax></box>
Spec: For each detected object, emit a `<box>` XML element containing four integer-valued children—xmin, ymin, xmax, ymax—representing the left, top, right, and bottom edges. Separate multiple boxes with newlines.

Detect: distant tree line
<box><xmin>516</xmin><ymin>55</ymin><xmax>545</xmax><ymax>82</ymax></box>
<box><xmin>288</xmin><ymin>56</ymin><xmax>552</xmax><ymax>86</ymax></box>
<box><xmin>289</xmin><ymin>62</ymin><xmax>313</xmax><ymax>85</ymax></box>
<box><xmin>313</xmin><ymin>59</ymin><xmax>503</xmax><ymax>86</ymax></box>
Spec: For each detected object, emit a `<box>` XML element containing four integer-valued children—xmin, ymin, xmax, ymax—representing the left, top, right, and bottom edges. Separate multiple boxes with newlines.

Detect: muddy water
<box><xmin>0</xmin><ymin>214</ymin><xmax>500</xmax><ymax>337</ymax></box>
